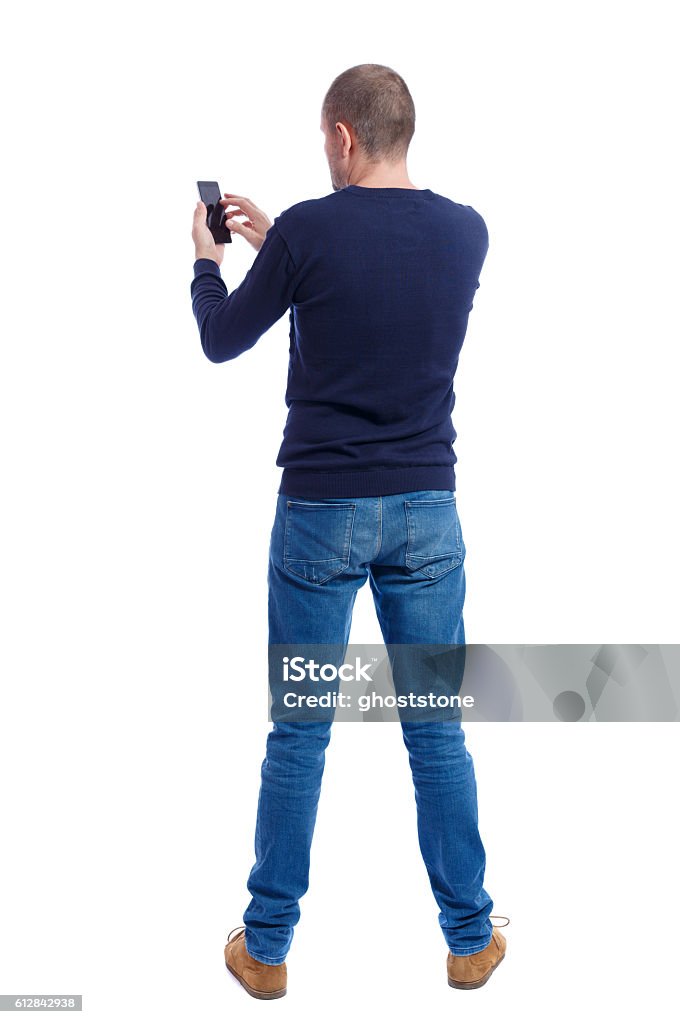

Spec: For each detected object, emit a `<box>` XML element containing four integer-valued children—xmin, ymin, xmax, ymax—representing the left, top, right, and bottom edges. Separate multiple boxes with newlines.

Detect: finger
<box><xmin>235</xmin><ymin>226</ymin><xmax>259</xmax><ymax>246</ymax></box>
<box><xmin>221</xmin><ymin>204</ymin><xmax>246</xmax><ymax>218</ymax></box>
<box><xmin>222</xmin><ymin>194</ymin><xmax>259</xmax><ymax>215</ymax></box>
<box><xmin>194</xmin><ymin>201</ymin><xmax>208</xmax><ymax>222</ymax></box>
<box><xmin>221</xmin><ymin>207</ymin><xmax>249</xmax><ymax>225</ymax></box>
<box><xmin>226</xmin><ymin>221</ymin><xmax>258</xmax><ymax>246</ymax></box>
<box><xmin>226</xmin><ymin>216</ymin><xmax>254</xmax><ymax>233</ymax></box>
<box><xmin>225</xmin><ymin>213</ymin><xmax>251</xmax><ymax>226</ymax></box>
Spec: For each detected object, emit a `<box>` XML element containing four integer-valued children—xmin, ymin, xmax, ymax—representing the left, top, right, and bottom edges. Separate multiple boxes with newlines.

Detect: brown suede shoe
<box><xmin>224</xmin><ymin>926</ymin><xmax>287</xmax><ymax>1000</ymax></box>
<box><xmin>447</xmin><ymin>915</ymin><xmax>510</xmax><ymax>990</ymax></box>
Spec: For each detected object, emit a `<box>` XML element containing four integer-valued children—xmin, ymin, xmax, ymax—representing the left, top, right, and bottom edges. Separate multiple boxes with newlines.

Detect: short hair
<box><xmin>321</xmin><ymin>64</ymin><xmax>415</xmax><ymax>163</ymax></box>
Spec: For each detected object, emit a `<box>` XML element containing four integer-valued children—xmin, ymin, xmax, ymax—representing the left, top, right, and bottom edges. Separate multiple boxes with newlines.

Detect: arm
<box><xmin>190</xmin><ymin>223</ymin><xmax>298</xmax><ymax>363</ymax></box>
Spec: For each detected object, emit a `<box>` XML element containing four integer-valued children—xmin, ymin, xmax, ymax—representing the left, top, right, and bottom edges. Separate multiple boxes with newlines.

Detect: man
<box><xmin>190</xmin><ymin>63</ymin><xmax>509</xmax><ymax>999</ymax></box>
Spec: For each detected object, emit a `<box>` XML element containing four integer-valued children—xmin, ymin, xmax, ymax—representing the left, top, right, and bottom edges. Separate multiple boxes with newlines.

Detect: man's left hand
<box><xmin>192</xmin><ymin>201</ymin><xmax>225</xmax><ymax>267</ymax></box>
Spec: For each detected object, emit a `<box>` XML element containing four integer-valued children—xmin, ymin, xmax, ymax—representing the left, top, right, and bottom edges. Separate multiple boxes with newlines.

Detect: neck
<box><xmin>350</xmin><ymin>164</ymin><xmax>417</xmax><ymax>189</ymax></box>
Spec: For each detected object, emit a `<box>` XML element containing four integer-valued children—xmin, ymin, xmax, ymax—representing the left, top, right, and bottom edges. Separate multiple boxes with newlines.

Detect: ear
<box><xmin>336</xmin><ymin>121</ymin><xmax>352</xmax><ymax>155</ymax></box>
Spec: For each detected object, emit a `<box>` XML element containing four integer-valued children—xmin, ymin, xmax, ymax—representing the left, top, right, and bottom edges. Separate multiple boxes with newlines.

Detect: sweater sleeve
<box><xmin>190</xmin><ymin>223</ymin><xmax>297</xmax><ymax>363</ymax></box>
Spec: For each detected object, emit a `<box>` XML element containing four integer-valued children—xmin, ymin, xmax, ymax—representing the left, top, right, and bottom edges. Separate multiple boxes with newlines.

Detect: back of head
<box><xmin>321</xmin><ymin>63</ymin><xmax>416</xmax><ymax>163</ymax></box>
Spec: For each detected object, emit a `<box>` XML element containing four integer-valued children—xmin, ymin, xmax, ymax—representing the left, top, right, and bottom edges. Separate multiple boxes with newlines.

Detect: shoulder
<box><xmin>439</xmin><ymin>196</ymin><xmax>489</xmax><ymax>249</ymax></box>
<box><xmin>434</xmin><ymin>193</ymin><xmax>487</xmax><ymax>229</ymax></box>
<box><xmin>272</xmin><ymin>193</ymin><xmax>344</xmax><ymax>264</ymax></box>
<box><xmin>464</xmin><ymin>205</ymin><xmax>489</xmax><ymax>249</ymax></box>
<box><xmin>424</xmin><ymin>190</ymin><xmax>489</xmax><ymax>243</ymax></box>
<box><xmin>274</xmin><ymin>192</ymin><xmax>343</xmax><ymax>232</ymax></box>
<box><xmin>463</xmin><ymin>203</ymin><xmax>488</xmax><ymax>232</ymax></box>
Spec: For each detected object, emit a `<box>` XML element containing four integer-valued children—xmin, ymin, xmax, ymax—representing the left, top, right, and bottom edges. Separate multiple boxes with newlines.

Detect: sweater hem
<box><xmin>278</xmin><ymin>465</ymin><xmax>455</xmax><ymax>499</ymax></box>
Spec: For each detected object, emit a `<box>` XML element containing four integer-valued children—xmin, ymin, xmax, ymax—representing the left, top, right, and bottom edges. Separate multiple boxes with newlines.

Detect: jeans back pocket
<box><xmin>283</xmin><ymin>500</ymin><xmax>356</xmax><ymax>585</ymax></box>
<box><xmin>404</xmin><ymin>495</ymin><xmax>464</xmax><ymax>580</ymax></box>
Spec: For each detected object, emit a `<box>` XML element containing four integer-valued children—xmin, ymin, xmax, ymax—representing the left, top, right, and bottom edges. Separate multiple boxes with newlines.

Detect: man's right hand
<box><xmin>219</xmin><ymin>194</ymin><xmax>273</xmax><ymax>252</ymax></box>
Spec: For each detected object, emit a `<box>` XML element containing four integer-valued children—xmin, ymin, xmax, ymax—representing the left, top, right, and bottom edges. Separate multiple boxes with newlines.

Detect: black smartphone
<box><xmin>196</xmin><ymin>181</ymin><xmax>232</xmax><ymax>244</ymax></box>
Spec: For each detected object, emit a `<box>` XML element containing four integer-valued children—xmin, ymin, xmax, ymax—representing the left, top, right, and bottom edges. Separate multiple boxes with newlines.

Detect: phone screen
<box><xmin>197</xmin><ymin>181</ymin><xmax>221</xmax><ymax>207</ymax></box>
<box><xmin>196</xmin><ymin>181</ymin><xmax>232</xmax><ymax>244</ymax></box>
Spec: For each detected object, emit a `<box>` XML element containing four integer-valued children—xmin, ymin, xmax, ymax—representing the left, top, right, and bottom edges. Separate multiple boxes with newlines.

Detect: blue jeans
<box><xmin>242</xmin><ymin>489</ymin><xmax>494</xmax><ymax>962</ymax></box>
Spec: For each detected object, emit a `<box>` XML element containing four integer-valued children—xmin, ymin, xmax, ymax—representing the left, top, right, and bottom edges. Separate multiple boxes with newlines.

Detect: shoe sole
<box><xmin>448</xmin><ymin>951</ymin><xmax>505</xmax><ymax>990</ymax></box>
<box><xmin>225</xmin><ymin>960</ymin><xmax>287</xmax><ymax>1000</ymax></box>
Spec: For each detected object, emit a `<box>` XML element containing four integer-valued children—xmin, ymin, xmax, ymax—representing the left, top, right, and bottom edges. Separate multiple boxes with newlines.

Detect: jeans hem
<box><xmin>447</xmin><ymin>932</ymin><xmax>494</xmax><ymax>957</ymax></box>
<box><xmin>244</xmin><ymin>938</ymin><xmax>287</xmax><ymax>966</ymax></box>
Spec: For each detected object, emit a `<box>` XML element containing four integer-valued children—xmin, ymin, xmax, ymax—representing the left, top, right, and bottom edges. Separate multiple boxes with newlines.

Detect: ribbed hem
<box><xmin>193</xmin><ymin>257</ymin><xmax>221</xmax><ymax>277</ymax></box>
<box><xmin>278</xmin><ymin>464</ymin><xmax>455</xmax><ymax>499</ymax></box>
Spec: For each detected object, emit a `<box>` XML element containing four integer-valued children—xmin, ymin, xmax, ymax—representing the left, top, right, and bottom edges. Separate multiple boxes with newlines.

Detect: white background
<box><xmin>1</xmin><ymin>0</ymin><xmax>679</xmax><ymax>1020</ymax></box>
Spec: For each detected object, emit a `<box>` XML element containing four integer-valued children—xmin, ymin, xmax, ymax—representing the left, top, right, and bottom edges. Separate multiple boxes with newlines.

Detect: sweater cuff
<box><xmin>193</xmin><ymin>257</ymin><xmax>222</xmax><ymax>278</ymax></box>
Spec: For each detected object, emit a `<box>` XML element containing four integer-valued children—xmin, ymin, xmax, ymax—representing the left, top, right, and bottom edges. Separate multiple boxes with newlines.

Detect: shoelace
<box><xmin>227</xmin><ymin>917</ymin><xmax>510</xmax><ymax>945</ymax></box>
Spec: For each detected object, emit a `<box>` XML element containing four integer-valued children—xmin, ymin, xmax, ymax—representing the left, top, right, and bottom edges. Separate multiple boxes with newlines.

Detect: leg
<box><xmin>243</xmin><ymin>718</ymin><xmax>336</xmax><ymax>964</ymax></box>
<box><xmin>400</xmin><ymin>717</ymin><xmax>494</xmax><ymax>953</ymax></box>
<box><xmin>243</xmin><ymin>494</ymin><xmax>370</xmax><ymax>964</ymax></box>
<box><xmin>369</xmin><ymin>491</ymin><xmax>494</xmax><ymax>954</ymax></box>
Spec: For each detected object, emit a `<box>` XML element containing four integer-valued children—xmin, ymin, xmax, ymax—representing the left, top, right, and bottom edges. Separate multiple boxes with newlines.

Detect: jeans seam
<box><xmin>372</xmin><ymin>496</ymin><xmax>383</xmax><ymax>562</ymax></box>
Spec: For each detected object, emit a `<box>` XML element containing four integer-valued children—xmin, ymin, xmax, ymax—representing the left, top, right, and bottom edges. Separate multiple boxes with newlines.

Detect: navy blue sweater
<box><xmin>190</xmin><ymin>184</ymin><xmax>489</xmax><ymax>498</ymax></box>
